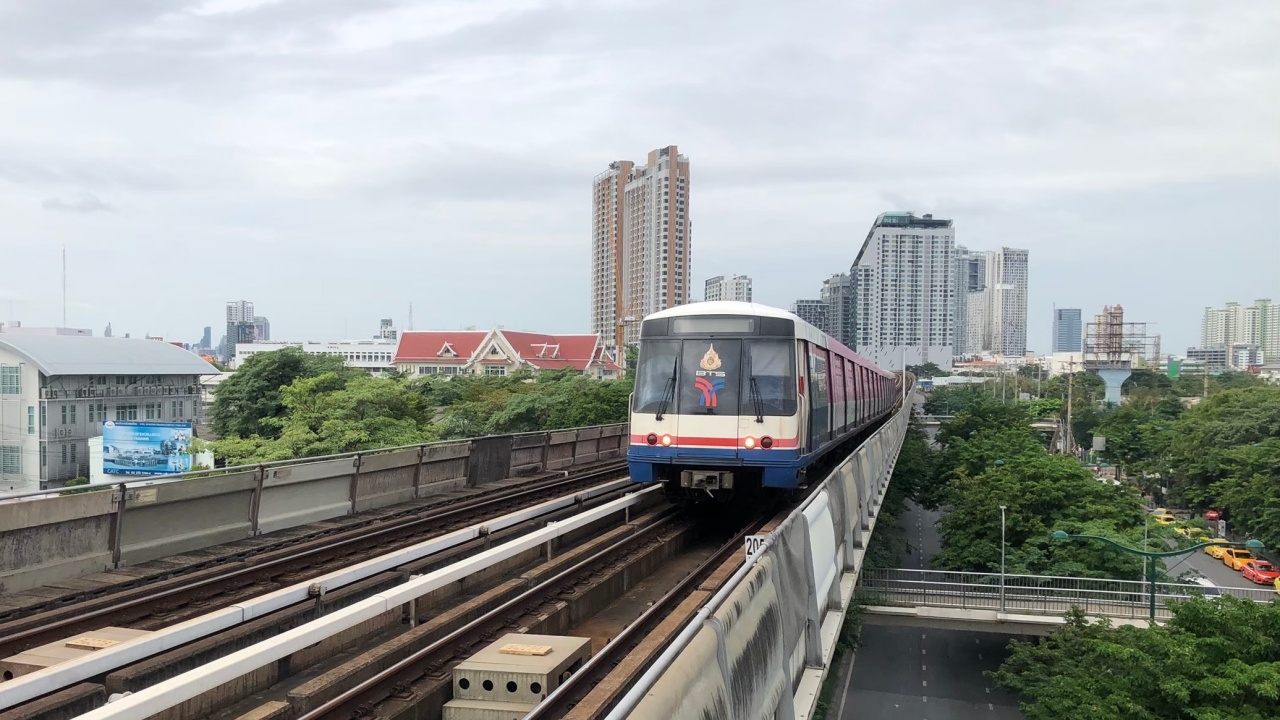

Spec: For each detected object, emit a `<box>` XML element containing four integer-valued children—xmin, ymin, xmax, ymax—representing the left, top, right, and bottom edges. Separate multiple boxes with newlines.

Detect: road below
<box><xmin>902</xmin><ymin>501</ymin><xmax>942</xmax><ymax>569</ymax></box>
<box><xmin>840</xmin><ymin>625</ymin><xmax>1025</xmax><ymax>719</ymax></box>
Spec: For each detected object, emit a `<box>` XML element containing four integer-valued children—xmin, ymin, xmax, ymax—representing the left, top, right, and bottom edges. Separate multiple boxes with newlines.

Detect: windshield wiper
<box><xmin>748</xmin><ymin>376</ymin><xmax>765</xmax><ymax>423</ymax></box>
<box><xmin>747</xmin><ymin>355</ymin><xmax>765</xmax><ymax>423</ymax></box>
<box><xmin>655</xmin><ymin>358</ymin><xmax>677</xmax><ymax>420</ymax></box>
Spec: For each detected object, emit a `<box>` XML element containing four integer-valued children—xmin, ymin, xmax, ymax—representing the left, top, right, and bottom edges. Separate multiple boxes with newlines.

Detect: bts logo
<box><xmin>694</xmin><ymin>375</ymin><xmax>725</xmax><ymax>407</ymax></box>
<box><xmin>694</xmin><ymin>344</ymin><xmax>726</xmax><ymax>407</ymax></box>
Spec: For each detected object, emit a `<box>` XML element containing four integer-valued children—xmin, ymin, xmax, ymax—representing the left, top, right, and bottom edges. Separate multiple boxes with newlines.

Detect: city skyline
<box><xmin>0</xmin><ymin>3</ymin><xmax>1275</xmax><ymax>355</ymax></box>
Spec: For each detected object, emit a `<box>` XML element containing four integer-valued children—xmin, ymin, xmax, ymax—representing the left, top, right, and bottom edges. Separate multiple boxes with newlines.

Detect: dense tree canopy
<box><xmin>1163</xmin><ymin>386</ymin><xmax>1280</xmax><ymax>548</ymax></box>
<box><xmin>925</xmin><ymin>398</ymin><xmax>1153</xmax><ymax>578</ymax></box>
<box><xmin>993</xmin><ymin>598</ymin><xmax>1280</xmax><ymax>720</ymax></box>
<box><xmin>210</xmin><ymin>351</ymin><xmax>635</xmax><ymax>466</ymax></box>
<box><xmin>210</xmin><ymin>348</ymin><xmax>355</xmax><ymax>439</ymax></box>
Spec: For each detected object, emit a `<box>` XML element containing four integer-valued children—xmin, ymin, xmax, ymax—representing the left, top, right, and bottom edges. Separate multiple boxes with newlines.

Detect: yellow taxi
<box><xmin>1273</xmin><ymin>576</ymin><xmax>1280</xmax><ymax>596</ymax></box>
<box><xmin>1223</xmin><ymin>548</ymin><xmax>1257</xmax><ymax>571</ymax></box>
<box><xmin>1154</xmin><ymin>513</ymin><xmax>1178</xmax><ymax>525</ymax></box>
<box><xmin>1177</xmin><ymin>526</ymin><xmax>1210</xmax><ymax>541</ymax></box>
<box><xmin>1204</xmin><ymin>539</ymin><xmax>1232</xmax><ymax>558</ymax></box>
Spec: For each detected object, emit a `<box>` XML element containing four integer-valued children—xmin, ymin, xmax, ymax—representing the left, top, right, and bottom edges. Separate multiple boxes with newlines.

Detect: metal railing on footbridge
<box><xmin>856</xmin><ymin>568</ymin><xmax>1275</xmax><ymax>623</ymax></box>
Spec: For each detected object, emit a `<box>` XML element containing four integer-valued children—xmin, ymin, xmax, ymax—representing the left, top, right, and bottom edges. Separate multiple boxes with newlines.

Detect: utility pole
<box><xmin>1066</xmin><ymin>358</ymin><xmax>1075</xmax><ymax>457</ymax></box>
<box><xmin>1203</xmin><ymin>365</ymin><xmax>1209</xmax><ymax>399</ymax></box>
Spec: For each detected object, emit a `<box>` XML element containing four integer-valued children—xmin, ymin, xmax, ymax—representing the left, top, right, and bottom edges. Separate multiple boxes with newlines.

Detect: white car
<box><xmin>1180</xmin><ymin>575</ymin><xmax>1220</xmax><ymax>597</ymax></box>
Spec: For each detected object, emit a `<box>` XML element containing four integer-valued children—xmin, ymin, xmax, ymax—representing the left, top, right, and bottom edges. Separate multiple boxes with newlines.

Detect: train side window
<box><xmin>809</xmin><ymin>348</ymin><xmax>830</xmax><ymax>445</ymax></box>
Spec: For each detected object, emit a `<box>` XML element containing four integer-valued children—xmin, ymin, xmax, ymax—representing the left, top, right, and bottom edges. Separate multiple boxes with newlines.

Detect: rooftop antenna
<box><xmin>62</xmin><ymin>240</ymin><xmax>67</xmax><ymax>328</ymax></box>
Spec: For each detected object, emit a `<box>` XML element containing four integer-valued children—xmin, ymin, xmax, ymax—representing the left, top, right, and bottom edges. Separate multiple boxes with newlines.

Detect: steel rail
<box><xmin>0</xmin><ymin>475</ymin><xmax>639</xmax><ymax>712</ymax></box>
<box><xmin>524</xmin><ymin>517</ymin><xmax>766</xmax><ymax>720</ymax></box>
<box><xmin>0</xmin><ymin>461</ymin><xmax>627</xmax><ymax>654</ymax></box>
<box><xmin>296</xmin><ymin>505</ymin><xmax>688</xmax><ymax>720</ymax></box>
<box><xmin>68</xmin><ymin>487</ymin><xmax>662</xmax><ymax>720</ymax></box>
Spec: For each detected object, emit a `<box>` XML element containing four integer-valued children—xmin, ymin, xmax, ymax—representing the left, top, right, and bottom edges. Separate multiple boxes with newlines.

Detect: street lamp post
<box><xmin>999</xmin><ymin>505</ymin><xmax>1008</xmax><ymax>613</ymax></box>
<box><xmin>1051</xmin><ymin>531</ymin><xmax>1265</xmax><ymax>622</ymax></box>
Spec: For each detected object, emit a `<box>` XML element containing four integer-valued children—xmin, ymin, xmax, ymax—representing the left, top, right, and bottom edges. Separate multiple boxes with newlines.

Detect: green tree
<box><xmin>907</xmin><ymin>362</ymin><xmax>949</xmax><ymax>378</ymax></box>
<box><xmin>993</xmin><ymin>598</ymin><xmax>1280</xmax><ymax>720</ymax></box>
<box><xmin>1165</xmin><ymin>387</ymin><xmax>1280</xmax><ymax>507</ymax></box>
<box><xmin>210</xmin><ymin>348</ymin><xmax>355</xmax><ymax>439</ymax></box>
<box><xmin>922</xmin><ymin>384</ymin><xmax>989</xmax><ymax>416</ymax></box>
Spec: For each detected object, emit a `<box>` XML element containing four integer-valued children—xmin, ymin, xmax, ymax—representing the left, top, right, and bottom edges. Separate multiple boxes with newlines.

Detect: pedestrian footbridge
<box><xmin>856</xmin><ymin>568</ymin><xmax>1274</xmax><ymax>634</ymax></box>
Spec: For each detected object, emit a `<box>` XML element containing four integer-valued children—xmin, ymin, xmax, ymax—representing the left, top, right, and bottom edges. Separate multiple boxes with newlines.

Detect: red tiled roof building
<box><xmin>393</xmin><ymin>329</ymin><xmax>622</xmax><ymax>379</ymax></box>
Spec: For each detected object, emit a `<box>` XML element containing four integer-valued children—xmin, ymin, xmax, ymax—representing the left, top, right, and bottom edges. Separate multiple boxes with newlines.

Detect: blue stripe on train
<box><xmin>627</xmin><ymin>445</ymin><xmax>809</xmax><ymax>489</ymax></box>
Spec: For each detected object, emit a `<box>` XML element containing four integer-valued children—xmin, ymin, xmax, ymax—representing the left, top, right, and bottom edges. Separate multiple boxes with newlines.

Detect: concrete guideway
<box><xmin>0</xmin><ymin>479</ymin><xmax>640</xmax><ymax>713</ymax></box>
<box><xmin>45</xmin><ymin>486</ymin><xmax>660</xmax><ymax>720</ymax></box>
<box><xmin>609</xmin><ymin>395</ymin><xmax>914</xmax><ymax>720</ymax></box>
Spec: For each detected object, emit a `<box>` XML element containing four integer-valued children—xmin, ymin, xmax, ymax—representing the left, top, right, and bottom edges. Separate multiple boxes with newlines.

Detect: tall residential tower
<box><xmin>851</xmin><ymin>212</ymin><xmax>956</xmax><ymax>371</ymax></box>
<box><xmin>591</xmin><ymin>146</ymin><xmax>691</xmax><ymax>351</ymax></box>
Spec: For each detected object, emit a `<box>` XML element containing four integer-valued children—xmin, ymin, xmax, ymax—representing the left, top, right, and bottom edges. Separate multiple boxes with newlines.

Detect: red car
<box><xmin>1204</xmin><ymin>509</ymin><xmax>1222</xmax><ymax>522</ymax></box>
<box><xmin>1241</xmin><ymin>560</ymin><xmax>1280</xmax><ymax>585</ymax></box>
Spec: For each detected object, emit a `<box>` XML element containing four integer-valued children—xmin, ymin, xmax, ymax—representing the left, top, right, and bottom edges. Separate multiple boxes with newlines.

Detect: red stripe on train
<box><xmin>629</xmin><ymin>434</ymin><xmax>800</xmax><ymax>449</ymax></box>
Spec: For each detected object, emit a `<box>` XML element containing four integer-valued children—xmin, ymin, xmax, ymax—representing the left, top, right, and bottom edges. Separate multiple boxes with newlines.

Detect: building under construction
<box><xmin>1085</xmin><ymin>304</ymin><xmax>1154</xmax><ymax>403</ymax></box>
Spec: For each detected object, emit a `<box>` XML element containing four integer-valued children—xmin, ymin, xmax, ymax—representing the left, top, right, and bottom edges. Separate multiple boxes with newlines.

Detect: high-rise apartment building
<box><xmin>952</xmin><ymin>247</ymin><xmax>987</xmax><ymax>356</ymax></box>
<box><xmin>225</xmin><ymin>301</ymin><xmax>255</xmax><ymax>364</ymax></box>
<box><xmin>958</xmin><ymin>248</ymin><xmax>1029</xmax><ymax>357</ymax></box>
<box><xmin>591</xmin><ymin>146</ymin><xmax>691</xmax><ymax>350</ymax></box>
<box><xmin>820</xmin><ymin>273</ymin><xmax>856</xmax><ymax>347</ymax></box>
<box><xmin>984</xmin><ymin>247</ymin><xmax>1029</xmax><ymax>356</ymax></box>
<box><xmin>1201</xmin><ymin>300</ymin><xmax>1280</xmax><ymax>362</ymax></box>
<box><xmin>704</xmin><ymin>274</ymin><xmax>752</xmax><ymax>303</ymax></box>
<box><xmin>790</xmin><ymin>299</ymin><xmax>828</xmax><ymax>331</ymax></box>
<box><xmin>850</xmin><ymin>212</ymin><xmax>956</xmax><ymax>371</ymax></box>
<box><xmin>1052</xmin><ymin>308</ymin><xmax>1083</xmax><ymax>353</ymax></box>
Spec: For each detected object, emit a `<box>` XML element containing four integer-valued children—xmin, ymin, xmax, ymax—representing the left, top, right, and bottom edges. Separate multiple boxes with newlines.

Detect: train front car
<box><xmin>627</xmin><ymin>302</ymin><xmax>805</xmax><ymax>501</ymax></box>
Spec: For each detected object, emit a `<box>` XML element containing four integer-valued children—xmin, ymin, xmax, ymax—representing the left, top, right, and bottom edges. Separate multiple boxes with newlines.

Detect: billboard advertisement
<box><xmin>102</xmin><ymin>421</ymin><xmax>194</xmax><ymax>476</ymax></box>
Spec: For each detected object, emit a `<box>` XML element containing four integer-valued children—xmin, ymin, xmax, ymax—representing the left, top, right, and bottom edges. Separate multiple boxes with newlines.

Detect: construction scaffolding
<box><xmin>1084</xmin><ymin>304</ymin><xmax>1155</xmax><ymax>405</ymax></box>
<box><xmin>1084</xmin><ymin>304</ymin><xmax>1154</xmax><ymax>369</ymax></box>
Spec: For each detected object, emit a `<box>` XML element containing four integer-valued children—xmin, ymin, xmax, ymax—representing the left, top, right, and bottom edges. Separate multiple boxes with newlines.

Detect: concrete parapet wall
<box><xmin>0</xmin><ymin>424</ymin><xmax>628</xmax><ymax>598</ymax></box>
<box><xmin>0</xmin><ymin>493</ymin><xmax>116</xmax><ymax>596</ymax></box>
<box><xmin>621</xmin><ymin>401</ymin><xmax>912</xmax><ymax>720</ymax></box>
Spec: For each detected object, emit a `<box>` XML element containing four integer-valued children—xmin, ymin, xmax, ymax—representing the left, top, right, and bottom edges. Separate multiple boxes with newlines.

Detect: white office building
<box><xmin>0</xmin><ymin>336</ymin><xmax>215</xmax><ymax>491</ymax></box>
<box><xmin>233</xmin><ymin>340</ymin><xmax>398</xmax><ymax>374</ymax></box>
<box><xmin>704</xmin><ymin>275</ymin><xmax>752</xmax><ymax>303</ymax></box>
<box><xmin>851</xmin><ymin>212</ymin><xmax>956</xmax><ymax>371</ymax></box>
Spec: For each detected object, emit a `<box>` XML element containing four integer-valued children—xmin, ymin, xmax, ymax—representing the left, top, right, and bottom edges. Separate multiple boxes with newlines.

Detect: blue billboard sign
<box><xmin>102</xmin><ymin>421</ymin><xmax>194</xmax><ymax>476</ymax></box>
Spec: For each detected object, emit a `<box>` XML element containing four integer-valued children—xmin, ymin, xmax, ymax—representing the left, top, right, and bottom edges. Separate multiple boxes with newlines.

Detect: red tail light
<box><xmin>646</xmin><ymin>433</ymin><xmax>658</xmax><ymax>446</ymax></box>
<box><xmin>761</xmin><ymin>436</ymin><xmax>774</xmax><ymax>449</ymax></box>
<box><xmin>798</xmin><ymin>377</ymin><xmax>805</xmax><ymax>395</ymax></box>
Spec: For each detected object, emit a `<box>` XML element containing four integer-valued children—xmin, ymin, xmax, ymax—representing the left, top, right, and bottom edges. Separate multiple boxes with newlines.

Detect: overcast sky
<box><xmin>1</xmin><ymin>0</ymin><xmax>1276</xmax><ymax>353</ymax></box>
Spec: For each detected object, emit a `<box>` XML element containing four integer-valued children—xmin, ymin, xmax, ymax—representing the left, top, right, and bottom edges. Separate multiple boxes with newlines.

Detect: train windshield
<box><xmin>632</xmin><ymin>339</ymin><xmax>796</xmax><ymax>416</ymax></box>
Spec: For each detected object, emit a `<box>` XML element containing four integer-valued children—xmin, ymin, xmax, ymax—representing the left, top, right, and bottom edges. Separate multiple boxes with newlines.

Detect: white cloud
<box><xmin>0</xmin><ymin>0</ymin><xmax>1275</xmax><ymax>350</ymax></box>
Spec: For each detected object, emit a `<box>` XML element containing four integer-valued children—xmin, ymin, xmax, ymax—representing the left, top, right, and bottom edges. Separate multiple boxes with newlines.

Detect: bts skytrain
<box><xmin>627</xmin><ymin>302</ymin><xmax>897</xmax><ymax>499</ymax></box>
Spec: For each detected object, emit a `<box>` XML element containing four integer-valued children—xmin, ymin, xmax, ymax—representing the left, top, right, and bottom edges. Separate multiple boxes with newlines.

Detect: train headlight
<box><xmin>760</xmin><ymin>436</ymin><xmax>774</xmax><ymax>449</ymax></box>
<box><xmin>646</xmin><ymin>433</ymin><xmax>658</xmax><ymax>446</ymax></box>
<box><xmin>743</xmin><ymin>437</ymin><xmax>756</xmax><ymax>449</ymax></box>
<box><xmin>661</xmin><ymin>434</ymin><xmax>673</xmax><ymax>447</ymax></box>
